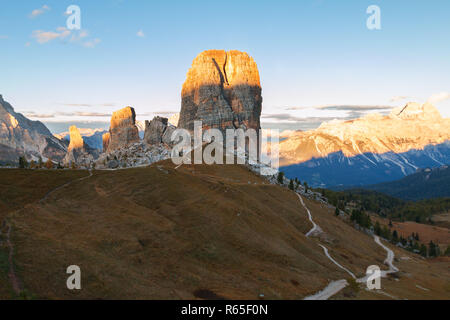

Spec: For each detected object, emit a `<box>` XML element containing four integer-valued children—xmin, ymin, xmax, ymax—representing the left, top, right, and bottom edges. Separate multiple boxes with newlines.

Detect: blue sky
<box><xmin>0</xmin><ymin>0</ymin><xmax>449</xmax><ymax>133</ymax></box>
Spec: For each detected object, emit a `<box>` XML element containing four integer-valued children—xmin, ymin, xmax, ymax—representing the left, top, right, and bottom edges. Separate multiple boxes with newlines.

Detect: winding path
<box><xmin>296</xmin><ymin>193</ymin><xmax>399</xmax><ymax>300</ymax></box>
<box><xmin>296</xmin><ymin>193</ymin><xmax>321</xmax><ymax>237</ymax></box>
<box><xmin>40</xmin><ymin>170</ymin><xmax>93</xmax><ymax>204</ymax></box>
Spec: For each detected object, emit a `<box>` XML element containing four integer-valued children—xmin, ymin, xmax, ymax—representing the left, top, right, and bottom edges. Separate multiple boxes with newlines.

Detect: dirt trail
<box><xmin>297</xmin><ymin>193</ymin><xmax>399</xmax><ymax>300</ymax></box>
<box><xmin>6</xmin><ymin>224</ymin><xmax>21</xmax><ymax>294</ymax></box>
<box><xmin>40</xmin><ymin>170</ymin><xmax>93</xmax><ymax>204</ymax></box>
<box><xmin>296</xmin><ymin>193</ymin><xmax>321</xmax><ymax>237</ymax></box>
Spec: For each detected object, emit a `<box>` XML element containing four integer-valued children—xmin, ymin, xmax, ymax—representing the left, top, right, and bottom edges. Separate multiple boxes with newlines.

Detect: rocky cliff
<box><xmin>67</xmin><ymin>125</ymin><xmax>85</xmax><ymax>151</ymax></box>
<box><xmin>179</xmin><ymin>50</ymin><xmax>262</xmax><ymax>133</ymax></box>
<box><xmin>105</xmin><ymin>107</ymin><xmax>140</xmax><ymax>152</ymax></box>
<box><xmin>0</xmin><ymin>94</ymin><xmax>67</xmax><ymax>164</ymax></box>
<box><xmin>63</xmin><ymin>125</ymin><xmax>98</xmax><ymax>167</ymax></box>
<box><xmin>280</xmin><ymin>102</ymin><xmax>450</xmax><ymax>187</ymax></box>
<box><xmin>144</xmin><ymin>116</ymin><xmax>176</xmax><ymax>146</ymax></box>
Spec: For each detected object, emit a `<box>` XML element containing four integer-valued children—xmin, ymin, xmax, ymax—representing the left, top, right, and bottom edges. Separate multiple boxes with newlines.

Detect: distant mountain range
<box><xmin>0</xmin><ymin>95</ymin><xmax>67</xmax><ymax>164</ymax></box>
<box><xmin>280</xmin><ymin>102</ymin><xmax>450</xmax><ymax>188</ymax></box>
<box><xmin>362</xmin><ymin>165</ymin><xmax>450</xmax><ymax>201</ymax></box>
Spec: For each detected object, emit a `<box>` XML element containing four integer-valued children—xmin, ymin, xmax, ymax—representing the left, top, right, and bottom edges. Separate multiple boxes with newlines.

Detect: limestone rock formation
<box><xmin>144</xmin><ymin>116</ymin><xmax>176</xmax><ymax>146</ymax></box>
<box><xmin>0</xmin><ymin>94</ymin><xmax>67</xmax><ymax>164</ymax></box>
<box><xmin>54</xmin><ymin>128</ymin><xmax>107</xmax><ymax>151</ymax></box>
<box><xmin>63</xmin><ymin>125</ymin><xmax>98</xmax><ymax>167</ymax></box>
<box><xmin>179</xmin><ymin>50</ymin><xmax>262</xmax><ymax>133</ymax></box>
<box><xmin>102</xmin><ymin>132</ymin><xmax>110</xmax><ymax>152</ymax></box>
<box><xmin>105</xmin><ymin>107</ymin><xmax>140</xmax><ymax>152</ymax></box>
<box><xmin>67</xmin><ymin>125</ymin><xmax>85</xmax><ymax>151</ymax></box>
<box><xmin>95</xmin><ymin>141</ymin><xmax>170</xmax><ymax>169</ymax></box>
<box><xmin>168</xmin><ymin>113</ymin><xmax>180</xmax><ymax>127</ymax></box>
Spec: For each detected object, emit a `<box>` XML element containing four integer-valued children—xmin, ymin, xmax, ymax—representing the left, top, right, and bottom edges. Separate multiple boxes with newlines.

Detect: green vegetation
<box><xmin>18</xmin><ymin>156</ymin><xmax>28</xmax><ymax>169</ymax></box>
<box><xmin>319</xmin><ymin>188</ymin><xmax>450</xmax><ymax>224</ymax></box>
<box><xmin>277</xmin><ymin>171</ymin><xmax>284</xmax><ymax>184</ymax></box>
<box><xmin>288</xmin><ymin>179</ymin><xmax>294</xmax><ymax>190</ymax></box>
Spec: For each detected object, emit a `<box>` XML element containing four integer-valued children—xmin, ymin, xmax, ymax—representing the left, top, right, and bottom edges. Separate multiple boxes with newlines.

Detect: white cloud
<box><xmin>427</xmin><ymin>92</ymin><xmax>450</xmax><ymax>104</ymax></box>
<box><xmin>70</xmin><ymin>30</ymin><xmax>89</xmax><ymax>42</ymax></box>
<box><xmin>30</xmin><ymin>5</ymin><xmax>50</xmax><ymax>18</ymax></box>
<box><xmin>137</xmin><ymin>29</ymin><xmax>145</xmax><ymax>38</ymax></box>
<box><xmin>32</xmin><ymin>27</ymin><xmax>71</xmax><ymax>44</ymax></box>
<box><xmin>82</xmin><ymin>38</ymin><xmax>101</xmax><ymax>48</ymax></box>
<box><xmin>31</xmin><ymin>28</ymin><xmax>101</xmax><ymax>48</ymax></box>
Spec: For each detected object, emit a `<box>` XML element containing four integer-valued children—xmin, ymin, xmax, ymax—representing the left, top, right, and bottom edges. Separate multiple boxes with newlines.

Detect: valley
<box><xmin>1</xmin><ymin>164</ymin><xmax>448</xmax><ymax>300</ymax></box>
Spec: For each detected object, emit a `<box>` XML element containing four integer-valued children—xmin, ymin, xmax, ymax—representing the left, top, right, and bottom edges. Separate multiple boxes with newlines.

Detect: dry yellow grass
<box><xmin>1</xmin><ymin>163</ymin><xmax>449</xmax><ymax>300</ymax></box>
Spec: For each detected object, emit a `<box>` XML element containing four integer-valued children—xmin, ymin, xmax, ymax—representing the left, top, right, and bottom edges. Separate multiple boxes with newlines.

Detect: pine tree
<box><xmin>277</xmin><ymin>171</ymin><xmax>284</xmax><ymax>184</ymax></box>
<box><xmin>419</xmin><ymin>244</ymin><xmax>427</xmax><ymax>257</ymax></box>
<box><xmin>428</xmin><ymin>241</ymin><xmax>437</xmax><ymax>257</ymax></box>
<box><xmin>19</xmin><ymin>156</ymin><xmax>28</xmax><ymax>169</ymax></box>
<box><xmin>38</xmin><ymin>156</ymin><xmax>43</xmax><ymax>168</ymax></box>
<box><xmin>335</xmin><ymin>207</ymin><xmax>340</xmax><ymax>216</ymax></box>
<box><xmin>392</xmin><ymin>230</ymin><xmax>399</xmax><ymax>243</ymax></box>
<box><xmin>374</xmin><ymin>221</ymin><xmax>381</xmax><ymax>236</ymax></box>
<box><xmin>288</xmin><ymin>179</ymin><xmax>294</xmax><ymax>190</ymax></box>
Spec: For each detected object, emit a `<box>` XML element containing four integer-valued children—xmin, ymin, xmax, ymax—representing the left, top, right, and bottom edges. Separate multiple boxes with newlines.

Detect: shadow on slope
<box><xmin>281</xmin><ymin>141</ymin><xmax>450</xmax><ymax>188</ymax></box>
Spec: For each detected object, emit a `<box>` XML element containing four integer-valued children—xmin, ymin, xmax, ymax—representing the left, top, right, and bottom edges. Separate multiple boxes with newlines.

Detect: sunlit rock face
<box><xmin>0</xmin><ymin>94</ymin><xmax>67</xmax><ymax>163</ymax></box>
<box><xmin>105</xmin><ymin>107</ymin><xmax>140</xmax><ymax>152</ymax></box>
<box><xmin>102</xmin><ymin>132</ymin><xmax>110</xmax><ymax>152</ymax></box>
<box><xmin>279</xmin><ymin>102</ymin><xmax>450</xmax><ymax>187</ymax></box>
<box><xmin>179</xmin><ymin>50</ymin><xmax>262</xmax><ymax>133</ymax></box>
<box><xmin>67</xmin><ymin>125</ymin><xmax>84</xmax><ymax>151</ymax></box>
<box><xmin>63</xmin><ymin>125</ymin><xmax>98</xmax><ymax>167</ymax></box>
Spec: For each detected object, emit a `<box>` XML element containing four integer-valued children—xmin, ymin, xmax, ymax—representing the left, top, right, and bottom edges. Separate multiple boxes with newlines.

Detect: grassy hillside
<box><xmin>1</xmin><ymin>164</ymin><xmax>449</xmax><ymax>300</ymax></box>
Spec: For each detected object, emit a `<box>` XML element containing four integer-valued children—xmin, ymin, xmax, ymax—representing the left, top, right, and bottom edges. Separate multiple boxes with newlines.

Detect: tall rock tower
<box><xmin>179</xmin><ymin>50</ymin><xmax>262</xmax><ymax>133</ymax></box>
<box><xmin>104</xmin><ymin>106</ymin><xmax>140</xmax><ymax>152</ymax></box>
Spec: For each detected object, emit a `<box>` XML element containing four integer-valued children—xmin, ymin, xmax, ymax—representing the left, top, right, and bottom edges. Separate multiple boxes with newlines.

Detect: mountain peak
<box><xmin>390</xmin><ymin>102</ymin><xmax>442</xmax><ymax>120</ymax></box>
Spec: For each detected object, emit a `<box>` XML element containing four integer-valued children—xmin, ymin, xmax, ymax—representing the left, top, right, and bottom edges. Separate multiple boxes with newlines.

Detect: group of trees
<box><xmin>373</xmin><ymin>222</ymin><xmax>447</xmax><ymax>258</ymax></box>
<box><xmin>350</xmin><ymin>208</ymin><xmax>372</xmax><ymax>229</ymax></box>
<box><xmin>18</xmin><ymin>156</ymin><xmax>63</xmax><ymax>170</ymax></box>
<box><xmin>277</xmin><ymin>172</ymin><xmax>307</xmax><ymax>192</ymax></box>
<box><xmin>319</xmin><ymin>188</ymin><xmax>450</xmax><ymax>226</ymax></box>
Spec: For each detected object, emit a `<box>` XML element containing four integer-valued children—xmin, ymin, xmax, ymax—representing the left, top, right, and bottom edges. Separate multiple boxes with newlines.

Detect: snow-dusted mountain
<box><xmin>0</xmin><ymin>95</ymin><xmax>67</xmax><ymax>164</ymax></box>
<box><xmin>280</xmin><ymin>102</ymin><xmax>450</xmax><ymax>187</ymax></box>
